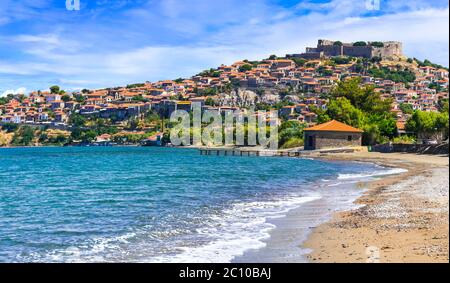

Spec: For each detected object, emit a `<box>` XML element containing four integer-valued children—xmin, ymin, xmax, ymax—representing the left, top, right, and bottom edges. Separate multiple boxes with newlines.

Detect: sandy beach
<box><xmin>303</xmin><ymin>152</ymin><xmax>449</xmax><ymax>263</ymax></box>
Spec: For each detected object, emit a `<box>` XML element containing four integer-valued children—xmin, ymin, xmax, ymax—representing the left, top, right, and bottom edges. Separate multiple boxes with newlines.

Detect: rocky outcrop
<box><xmin>218</xmin><ymin>88</ymin><xmax>283</xmax><ymax>107</ymax></box>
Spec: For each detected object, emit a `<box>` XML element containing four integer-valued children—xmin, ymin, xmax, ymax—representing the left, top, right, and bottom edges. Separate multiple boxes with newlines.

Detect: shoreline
<box><xmin>302</xmin><ymin>152</ymin><xmax>449</xmax><ymax>263</ymax></box>
<box><xmin>2</xmin><ymin>146</ymin><xmax>448</xmax><ymax>262</ymax></box>
<box><xmin>232</xmin><ymin>176</ymin><xmax>370</xmax><ymax>263</ymax></box>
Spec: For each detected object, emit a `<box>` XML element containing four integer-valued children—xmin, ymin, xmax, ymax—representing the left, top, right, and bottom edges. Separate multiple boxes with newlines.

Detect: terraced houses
<box><xmin>1</xmin><ymin>56</ymin><xmax>448</xmax><ymax>128</ymax></box>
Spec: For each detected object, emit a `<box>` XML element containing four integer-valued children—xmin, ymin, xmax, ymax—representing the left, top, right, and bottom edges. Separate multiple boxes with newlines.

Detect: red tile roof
<box><xmin>304</xmin><ymin>120</ymin><xmax>363</xmax><ymax>133</ymax></box>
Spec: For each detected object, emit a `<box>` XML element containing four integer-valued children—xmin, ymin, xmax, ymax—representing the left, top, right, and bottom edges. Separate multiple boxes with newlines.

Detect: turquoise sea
<box><xmin>0</xmin><ymin>147</ymin><xmax>403</xmax><ymax>262</ymax></box>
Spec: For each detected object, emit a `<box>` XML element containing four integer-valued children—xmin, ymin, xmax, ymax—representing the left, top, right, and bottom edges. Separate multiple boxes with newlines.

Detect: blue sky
<box><xmin>0</xmin><ymin>0</ymin><xmax>449</xmax><ymax>95</ymax></box>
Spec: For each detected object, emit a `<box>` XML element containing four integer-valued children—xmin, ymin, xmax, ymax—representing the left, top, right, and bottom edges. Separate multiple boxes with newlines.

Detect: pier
<box><xmin>199</xmin><ymin>148</ymin><xmax>303</xmax><ymax>157</ymax></box>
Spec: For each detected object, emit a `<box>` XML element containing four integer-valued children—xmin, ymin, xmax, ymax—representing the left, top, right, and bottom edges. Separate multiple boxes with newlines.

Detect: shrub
<box><xmin>331</xmin><ymin>56</ymin><xmax>351</xmax><ymax>65</ymax></box>
<box><xmin>0</xmin><ymin>131</ymin><xmax>13</xmax><ymax>146</ymax></box>
<box><xmin>278</xmin><ymin>121</ymin><xmax>306</xmax><ymax>148</ymax></box>
<box><xmin>392</xmin><ymin>136</ymin><xmax>416</xmax><ymax>144</ymax></box>
<box><xmin>239</xmin><ymin>64</ymin><xmax>253</xmax><ymax>72</ymax></box>
<box><xmin>12</xmin><ymin>126</ymin><xmax>36</xmax><ymax>146</ymax></box>
<box><xmin>280</xmin><ymin>137</ymin><xmax>304</xmax><ymax>149</ymax></box>
<box><xmin>126</xmin><ymin>83</ymin><xmax>145</xmax><ymax>88</ymax></box>
<box><xmin>353</xmin><ymin>41</ymin><xmax>367</xmax><ymax>47</ymax></box>
<box><xmin>370</xmin><ymin>42</ymin><xmax>384</xmax><ymax>48</ymax></box>
<box><xmin>292</xmin><ymin>58</ymin><xmax>307</xmax><ymax>67</ymax></box>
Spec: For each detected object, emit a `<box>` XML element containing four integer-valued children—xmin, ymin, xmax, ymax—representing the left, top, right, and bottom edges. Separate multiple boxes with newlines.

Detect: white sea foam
<box><xmin>30</xmin><ymin>167</ymin><xmax>407</xmax><ymax>263</ymax></box>
<box><xmin>149</xmin><ymin>195</ymin><xmax>321</xmax><ymax>263</ymax></box>
<box><xmin>338</xmin><ymin>168</ymin><xmax>408</xmax><ymax>180</ymax></box>
<box><xmin>31</xmin><ymin>194</ymin><xmax>321</xmax><ymax>263</ymax></box>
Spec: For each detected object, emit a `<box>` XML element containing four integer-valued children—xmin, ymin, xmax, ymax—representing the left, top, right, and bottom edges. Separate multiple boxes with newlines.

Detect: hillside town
<box><xmin>1</xmin><ymin>40</ymin><xmax>449</xmax><ymax>147</ymax></box>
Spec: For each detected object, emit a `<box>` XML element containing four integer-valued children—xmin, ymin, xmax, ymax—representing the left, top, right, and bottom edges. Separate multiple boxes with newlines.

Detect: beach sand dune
<box><xmin>304</xmin><ymin>152</ymin><xmax>449</xmax><ymax>263</ymax></box>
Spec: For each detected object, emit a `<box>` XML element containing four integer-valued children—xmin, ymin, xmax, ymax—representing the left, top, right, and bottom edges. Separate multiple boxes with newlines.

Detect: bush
<box><xmin>392</xmin><ymin>136</ymin><xmax>416</xmax><ymax>144</ymax></box>
<box><xmin>406</xmin><ymin>110</ymin><xmax>449</xmax><ymax>140</ymax></box>
<box><xmin>126</xmin><ymin>83</ymin><xmax>145</xmax><ymax>88</ymax></box>
<box><xmin>50</xmin><ymin>85</ymin><xmax>60</xmax><ymax>94</ymax></box>
<box><xmin>280</xmin><ymin>137</ymin><xmax>304</xmax><ymax>149</ymax></box>
<box><xmin>399</xmin><ymin>103</ymin><xmax>414</xmax><ymax>115</ymax></box>
<box><xmin>12</xmin><ymin>126</ymin><xmax>35</xmax><ymax>146</ymax></box>
<box><xmin>239</xmin><ymin>64</ymin><xmax>253</xmax><ymax>72</ymax></box>
<box><xmin>370</xmin><ymin>42</ymin><xmax>384</xmax><ymax>48</ymax></box>
<box><xmin>368</xmin><ymin>67</ymin><xmax>416</xmax><ymax>83</ymax></box>
<box><xmin>331</xmin><ymin>56</ymin><xmax>351</xmax><ymax>65</ymax></box>
<box><xmin>278</xmin><ymin>121</ymin><xmax>307</xmax><ymax>148</ymax></box>
<box><xmin>1</xmin><ymin>123</ymin><xmax>18</xmax><ymax>133</ymax></box>
<box><xmin>353</xmin><ymin>41</ymin><xmax>367</xmax><ymax>47</ymax></box>
<box><xmin>0</xmin><ymin>131</ymin><xmax>13</xmax><ymax>146</ymax></box>
<box><xmin>371</xmin><ymin>56</ymin><xmax>382</xmax><ymax>63</ymax></box>
<box><xmin>292</xmin><ymin>58</ymin><xmax>307</xmax><ymax>67</ymax></box>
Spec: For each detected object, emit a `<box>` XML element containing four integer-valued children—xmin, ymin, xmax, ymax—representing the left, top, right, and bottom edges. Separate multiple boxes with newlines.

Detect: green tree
<box><xmin>239</xmin><ymin>64</ymin><xmax>253</xmax><ymax>72</ymax></box>
<box><xmin>12</xmin><ymin>126</ymin><xmax>35</xmax><ymax>146</ymax></box>
<box><xmin>309</xmin><ymin>105</ymin><xmax>331</xmax><ymax>124</ymax></box>
<box><xmin>331</xmin><ymin>56</ymin><xmax>351</xmax><ymax>65</ymax></box>
<box><xmin>428</xmin><ymin>82</ymin><xmax>444</xmax><ymax>92</ymax></box>
<box><xmin>326</xmin><ymin>78</ymin><xmax>398</xmax><ymax>145</ymax></box>
<box><xmin>368</xmin><ymin>67</ymin><xmax>416</xmax><ymax>83</ymax></box>
<box><xmin>1</xmin><ymin>123</ymin><xmax>18</xmax><ymax>133</ymax></box>
<box><xmin>399</xmin><ymin>103</ymin><xmax>414</xmax><ymax>115</ymax></box>
<box><xmin>69</xmin><ymin>113</ymin><xmax>86</xmax><ymax>127</ymax></box>
<box><xmin>132</xmin><ymin>95</ymin><xmax>147</xmax><ymax>102</ymax></box>
<box><xmin>326</xmin><ymin>97</ymin><xmax>366</xmax><ymax>129</ymax></box>
<box><xmin>353</xmin><ymin>41</ymin><xmax>367</xmax><ymax>47</ymax></box>
<box><xmin>438</xmin><ymin>99</ymin><xmax>449</xmax><ymax>113</ymax></box>
<box><xmin>126</xmin><ymin>83</ymin><xmax>145</xmax><ymax>88</ymax></box>
<box><xmin>75</xmin><ymin>94</ymin><xmax>86</xmax><ymax>103</ymax></box>
<box><xmin>278</xmin><ymin>121</ymin><xmax>307</xmax><ymax>148</ymax></box>
<box><xmin>367</xmin><ymin>114</ymin><xmax>397</xmax><ymax>139</ymax></box>
<box><xmin>82</xmin><ymin>130</ymin><xmax>98</xmax><ymax>143</ymax></box>
<box><xmin>370</xmin><ymin>42</ymin><xmax>384</xmax><ymax>48</ymax></box>
<box><xmin>331</xmin><ymin>78</ymin><xmax>392</xmax><ymax>114</ymax></box>
<box><xmin>406</xmin><ymin>111</ymin><xmax>449</xmax><ymax>140</ymax></box>
<box><xmin>70</xmin><ymin>127</ymin><xmax>83</xmax><ymax>140</ymax></box>
<box><xmin>205</xmin><ymin>97</ymin><xmax>216</xmax><ymax>106</ymax></box>
<box><xmin>292</xmin><ymin>58</ymin><xmax>307</xmax><ymax>67</ymax></box>
<box><xmin>61</xmin><ymin>95</ymin><xmax>71</xmax><ymax>102</ymax></box>
<box><xmin>50</xmin><ymin>85</ymin><xmax>61</xmax><ymax>94</ymax></box>
<box><xmin>371</xmin><ymin>56</ymin><xmax>382</xmax><ymax>63</ymax></box>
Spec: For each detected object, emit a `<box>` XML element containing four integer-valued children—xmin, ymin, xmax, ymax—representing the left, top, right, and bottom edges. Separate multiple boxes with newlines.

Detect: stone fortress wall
<box><xmin>291</xmin><ymin>39</ymin><xmax>403</xmax><ymax>60</ymax></box>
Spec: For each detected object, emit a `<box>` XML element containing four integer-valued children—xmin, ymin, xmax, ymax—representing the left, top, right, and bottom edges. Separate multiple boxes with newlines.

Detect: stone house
<box><xmin>304</xmin><ymin>120</ymin><xmax>363</xmax><ymax>150</ymax></box>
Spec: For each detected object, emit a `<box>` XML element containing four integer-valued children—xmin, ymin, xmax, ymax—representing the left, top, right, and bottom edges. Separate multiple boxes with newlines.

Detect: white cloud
<box><xmin>1</xmin><ymin>87</ymin><xmax>27</xmax><ymax>97</ymax></box>
<box><xmin>0</xmin><ymin>1</ymin><xmax>448</xmax><ymax>91</ymax></box>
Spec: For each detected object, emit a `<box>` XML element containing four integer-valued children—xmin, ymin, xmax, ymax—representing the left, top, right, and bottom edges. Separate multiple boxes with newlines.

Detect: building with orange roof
<box><xmin>304</xmin><ymin>120</ymin><xmax>363</xmax><ymax>150</ymax></box>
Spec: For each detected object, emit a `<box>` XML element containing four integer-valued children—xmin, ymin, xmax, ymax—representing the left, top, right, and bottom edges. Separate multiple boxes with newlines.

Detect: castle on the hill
<box><xmin>291</xmin><ymin>39</ymin><xmax>403</xmax><ymax>60</ymax></box>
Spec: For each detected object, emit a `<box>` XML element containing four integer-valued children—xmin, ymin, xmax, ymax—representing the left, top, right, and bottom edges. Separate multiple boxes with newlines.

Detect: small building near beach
<box><xmin>304</xmin><ymin>120</ymin><xmax>363</xmax><ymax>150</ymax></box>
<box><xmin>141</xmin><ymin>133</ymin><xmax>164</xmax><ymax>147</ymax></box>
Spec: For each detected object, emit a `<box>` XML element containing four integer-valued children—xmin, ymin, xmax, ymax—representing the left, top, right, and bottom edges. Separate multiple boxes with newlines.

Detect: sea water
<box><xmin>0</xmin><ymin>147</ymin><xmax>404</xmax><ymax>262</ymax></box>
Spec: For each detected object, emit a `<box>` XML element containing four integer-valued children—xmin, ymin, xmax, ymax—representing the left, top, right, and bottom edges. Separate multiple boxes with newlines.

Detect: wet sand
<box><xmin>233</xmin><ymin>182</ymin><xmax>367</xmax><ymax>263</ymax></box>
<box><xmin>303</xmin><ymin>152</ymin><xmax>449</xmax><ymax>263</ymax></box>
